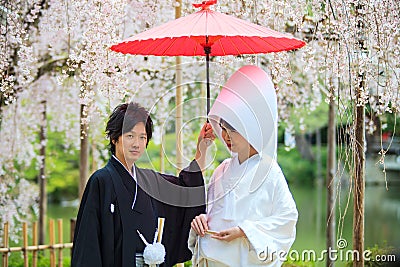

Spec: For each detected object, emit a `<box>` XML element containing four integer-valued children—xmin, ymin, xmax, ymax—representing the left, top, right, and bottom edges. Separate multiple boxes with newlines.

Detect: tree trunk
<box><xmin>175</xmin><ymin>0</ymin><xmax>183</xmax><ymax>175</ymax></box>
<box><xmin>38</xmin><ymin>100</ymin><xmax>47</xmax><ymax>245</ymax></box>
<box><xmin>295</xmin><ymin>133</ymin><xmax>315</xmax><ymax>161</ymax></box>
<box><xmin>175</xmin><ymin>56</ymin><xmax>183</xmax><ymax>173</ymax></box>
<box><xmin>79</xmin><ymin>104</ymin><xmax>89</xmax><ymax>200</ymax></box>
<box><xmin>315</xmin><ymin>128</ymin><xmax>322</xmax><ymax>243</ymax></box>
<box><xmin>327</xmin><ymin>87</ymin><xmax>336</xmax><ymax>267</ymax></box>
<box><xmin>0</xmin><ymin>98</ymin><xmax>3</xmax><ymax>132</ymax></box>
<box><xmin>175</xmin><ymin>2</ymin><xmax>184</xmax><ymax>267</ymax></box>
<box><xmin>353</xmin><ymin>3</ymin><xmax>366</xmax><ymax>266</ymax></box>
<box><xmin>353</xmin><ymin>96</ymin><xmax>365</xmax><ymax>267</ymax></box>
<box><xmin>160</xmin><ymin>126</ymin><xmax>165</xmax><ymax>173</ymax></box>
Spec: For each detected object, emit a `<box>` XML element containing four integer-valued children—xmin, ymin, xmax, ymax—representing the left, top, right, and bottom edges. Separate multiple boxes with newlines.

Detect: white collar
<box><xmin>234</xmin><ymin>153</ymin><xmax>260</xmax><ymax>166</ymax></box>
<box><xmin>112</xmin><ymin>155</ymin><xmax>137</xmax><ymax>182</ymax></box>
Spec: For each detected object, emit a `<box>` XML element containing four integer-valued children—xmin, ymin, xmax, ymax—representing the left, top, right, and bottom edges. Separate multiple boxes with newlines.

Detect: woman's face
<box><xmin>220</xmin><ymin>123</ymin><xmax>251</xmax><ymax>155</ymax></box>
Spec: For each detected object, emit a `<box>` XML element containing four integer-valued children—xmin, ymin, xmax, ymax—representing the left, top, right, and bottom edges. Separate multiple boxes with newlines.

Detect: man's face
<box><xmin>114</xmin><ymin>122</ymin><xmax>147</xmax><ymax>166</ymax></box>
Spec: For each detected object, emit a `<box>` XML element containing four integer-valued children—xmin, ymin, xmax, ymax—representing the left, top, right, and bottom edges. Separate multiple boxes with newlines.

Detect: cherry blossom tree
<box><xmin>1</xmin><ymin>0</ymin><xmax>49</xmax><ymax>244</ymax></box>
<box><xmin>0</xmin><ymin>2</ymin><xmax>398</xmax><ymax>265</ymax></box>
<box><xmin>296</xmin><ymin>2</ymin><xmax>399</xmax><ymax>266</ymax></box>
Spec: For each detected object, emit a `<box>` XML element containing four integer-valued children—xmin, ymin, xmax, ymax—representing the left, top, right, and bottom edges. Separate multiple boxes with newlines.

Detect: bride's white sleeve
<box><xmin>238</xmin><ymin>164</ymin><xmax>298</xmax><ymax>261</ymax></box>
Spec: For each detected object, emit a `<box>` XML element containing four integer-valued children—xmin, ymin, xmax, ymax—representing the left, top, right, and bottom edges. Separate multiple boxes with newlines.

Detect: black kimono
<box><xmin>71</xmin><ymin>156</ymin><xmax>206</xmax><ymax>267</ymax></box>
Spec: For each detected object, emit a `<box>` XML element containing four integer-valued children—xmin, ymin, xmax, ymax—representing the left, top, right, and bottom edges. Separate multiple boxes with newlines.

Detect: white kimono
<box><xmin>188</xmin><ymin>154</ymin><xmax>297</xmax><ymax>266</ymax></box>
<box><xmin>188</xmin><ymin>65</ymin><xmax>298</xmax><ymax>266</ymax></box>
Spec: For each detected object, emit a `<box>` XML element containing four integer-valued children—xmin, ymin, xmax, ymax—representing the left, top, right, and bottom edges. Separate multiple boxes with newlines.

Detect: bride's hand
<box><xmin>211</xmin><ymin>226</ymin><xmax>245</xmax><ymax>242</ymax></box>
<box><xmin>191</xmin><ymin>214</ymin><xmax>209</xmax><ymax>237</ymax></box>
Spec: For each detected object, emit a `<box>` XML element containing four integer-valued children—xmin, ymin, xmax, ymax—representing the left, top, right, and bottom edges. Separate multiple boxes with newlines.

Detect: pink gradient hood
<box><xmin>209</xmin><ymin>65</ymin><xmax>278</xmax><ymax>192</ymax></box>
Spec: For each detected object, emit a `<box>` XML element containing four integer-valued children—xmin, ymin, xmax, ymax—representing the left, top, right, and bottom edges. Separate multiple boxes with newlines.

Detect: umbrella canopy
<box><xmin>111</xmin><ymin>1</ymin><xmax>305</xmax><ymax>56</ymax></box>
<box><xmin>111</xmin><ymin>0</ymin><xmax>306</xmax><ymax>113</ymax></box>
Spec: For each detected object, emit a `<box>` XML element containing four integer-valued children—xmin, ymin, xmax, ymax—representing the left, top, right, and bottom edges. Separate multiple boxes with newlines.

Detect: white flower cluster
<box><xmin>0</xmin><ymin>176</ymin><xmax>38</xmax><ymax>244</ymax></box>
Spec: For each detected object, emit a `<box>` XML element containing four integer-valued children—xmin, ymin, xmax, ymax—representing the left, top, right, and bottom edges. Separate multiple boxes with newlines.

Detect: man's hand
<box><xmin>195</xmin><ymin>123</ymin><xmax>215</xmax><ymax>170</ymax></box>
<box><xmin>197</xmin><ymin>122</ymin><xmax>215</xmax><ymax>149</ymax></box>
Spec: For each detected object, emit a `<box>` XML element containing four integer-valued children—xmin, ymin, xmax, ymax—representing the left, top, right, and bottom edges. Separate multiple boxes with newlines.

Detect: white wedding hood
<box><xmin>209</xmin><ymin>65</ymin><xmax>278</xmax><ymax>192</ymax></box>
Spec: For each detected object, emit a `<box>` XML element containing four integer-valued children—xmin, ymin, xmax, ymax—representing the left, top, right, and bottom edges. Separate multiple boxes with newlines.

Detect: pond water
<box><xmin>48</xmin><ymin>157</ymin><xmax>400</xmax><ymax>266</ymax></box>
<box><xmin>291</xmin><ymin>183</ymin><xmax>400</xmax><ymax>266</ymax></box>
<box><xmin>289</xmin><ymin>156</ymin><xmax>400</xmax><ymax>266</ymax></box>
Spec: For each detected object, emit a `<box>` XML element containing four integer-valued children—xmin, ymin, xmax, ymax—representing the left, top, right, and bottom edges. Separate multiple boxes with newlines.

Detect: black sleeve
<box><xmin>161</xmin><ymin>159</ymin><xmax>203</xmax><ymax>187</ymax></box>
<box><xmin>156</xmin><ymin>160</ymin><xmax>206</xmax><ymax>266</ymax></box>
<box><xmin>71</xmin><ymin>175</ymin><xmax>102</xmax><ymax>267</ymax></box>
<box><xmin>159</xmin><ymin>203</ymin><xmax>205</xmax><ymax>266</ymax></box>
<box><xmin>179</xmin><ymin>160</ymin><xmax>204</xmax><ymax>186</ymax></box>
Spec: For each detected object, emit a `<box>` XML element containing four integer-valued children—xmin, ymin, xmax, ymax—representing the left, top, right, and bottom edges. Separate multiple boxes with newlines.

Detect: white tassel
<box><xmin>143</xmin><ymin>242</ymin><xmax>166</xmax><ymax>265</ymax></box>
<box><xmin>137</xmin><ymin>217</ymin><xmax>166</xmax><ymax>266</ymax></box>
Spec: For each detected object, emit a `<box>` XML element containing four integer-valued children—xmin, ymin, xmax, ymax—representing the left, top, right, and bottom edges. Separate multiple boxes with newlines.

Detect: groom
<box><xmin>72</xmin><ymin>102</ymin><xmax>214</xmax><ymax>267</ymax></box>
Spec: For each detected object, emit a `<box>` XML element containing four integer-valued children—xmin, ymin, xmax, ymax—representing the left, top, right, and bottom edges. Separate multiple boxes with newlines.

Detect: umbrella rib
<box><xmin>245</xmin><ymin>36</ymin><xmax>281</xmax><ymax>53</ymax></box>
<box><xmin>258</xmin><ymin>36</ymin><xmax>304</xmax><ymax>52</ymax></box>
<box><xmin>217</xmin><ymin>11</ymin><xmax>291</xmax><ymax>38</ymax></box>
<box><xmin>248</xmin><ymin>36</ymin><xmax>297</xmax><ymax>53</ymax></box>
<box><xmin>188</xmin><ymin>11</ymin><xmax>208</xmax><ymax>38</ymax></box>
<box><xmin>141</xmin><ymin>38</ymin><xmax>172</xmax><ymax>55</ymax></box>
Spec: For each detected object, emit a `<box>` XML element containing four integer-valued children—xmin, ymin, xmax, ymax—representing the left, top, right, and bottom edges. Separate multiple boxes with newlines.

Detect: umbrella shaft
<box><xmin>206</xmin><ymin>52</ymin><xmax>210</xmax><ymax>116</ymax></box>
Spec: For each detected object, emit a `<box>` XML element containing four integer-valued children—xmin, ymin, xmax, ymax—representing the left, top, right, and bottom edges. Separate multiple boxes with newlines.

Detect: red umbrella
<box><xmin>111</xmin><ymin>0</ymin><xmax>305</xmax><ymax>114</ymax></box>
